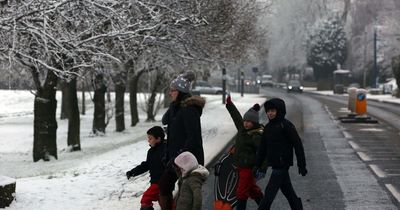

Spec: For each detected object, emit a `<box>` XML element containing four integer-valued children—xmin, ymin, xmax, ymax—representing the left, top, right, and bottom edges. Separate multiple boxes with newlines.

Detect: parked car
<box><xmin>287</xmin><ymin>80</ymin><xmax>303</xmax><ymax>93</ymax></box>
<box><xmin>192</xmin><ymin>81</ymin><xmax>224</xmax><ymax>94</ymax></box>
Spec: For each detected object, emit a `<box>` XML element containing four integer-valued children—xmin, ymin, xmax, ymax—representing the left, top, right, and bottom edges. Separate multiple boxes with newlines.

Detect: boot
<box><xmin>289</xmin><ymin>197</ymin><xmax>303</xmax><ymax>210</ymax></box>
<box><xmin>236</xmin><ymin>199</ymin><xmax>247</xmax><ymax>210</ymax></box>
<box><xmin>140</xmin><ymin>206</ymin><xmax>154</xmax><ymax>210</ymax></box>
<box><xmin>159</xmin><ymin>195</ymin><xmax>173</xmax><ymax>210</ymax></box>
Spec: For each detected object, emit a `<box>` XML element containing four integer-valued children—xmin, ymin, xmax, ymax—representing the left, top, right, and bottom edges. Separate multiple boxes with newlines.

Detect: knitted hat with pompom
<box><xmin>170</xmin><ymin>71</ymin><xmax>196</xmax><ymax>93</ymax></box>
<box><xmin>243</xmin><ymin>103</ymin><xmax>260</xmax><ymax>124</ymax></box>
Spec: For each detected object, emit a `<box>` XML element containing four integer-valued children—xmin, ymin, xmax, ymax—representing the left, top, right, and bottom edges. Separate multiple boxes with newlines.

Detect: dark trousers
<box><xmin>159</xmin><ymin>165</ymin><xmax>178</xmax><ymax>195</ymax></box>
<box><xmin>258</xmin><ymin>168</ymin><xmax>301</xmax><ymax>210</ymax></box>
<box><xmin>158</xmin><ymin>165</ymin><xmax>178</xmax><ymax>210</ymax></box>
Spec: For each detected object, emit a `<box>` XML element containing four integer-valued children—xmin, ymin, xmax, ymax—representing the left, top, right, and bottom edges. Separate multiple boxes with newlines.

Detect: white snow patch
<box><xmin>0</xmin><ymin>176</ymin><xmax>16</xmax><ymax>186</ymax></box>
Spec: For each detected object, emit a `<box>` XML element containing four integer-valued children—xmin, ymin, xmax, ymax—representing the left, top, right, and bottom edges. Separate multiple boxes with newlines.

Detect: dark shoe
<box><xmin>140</xmin><ymin>206</ymin><xmax>154</xmax><ymax>210</ymax></box>
<box><xmin>236</xmin><ymin>199</ymin><xmax>247</xmax><ymax>210</ymax></box>
<box><xmin>159</xmin><ymin>195</ymin><xmax>173</xmax><ymax>210</ymax></box>
<box><xmin>289</xmin><ymin>197</ymin><xmax>303</xmax><ymax>210</ymax></box>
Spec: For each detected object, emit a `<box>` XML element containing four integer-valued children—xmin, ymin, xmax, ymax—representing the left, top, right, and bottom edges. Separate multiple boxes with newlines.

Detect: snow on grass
<box><xmin>0</xmin><ymin>90</ymin><xmax>266</xmax><ymax>210</ymax></box>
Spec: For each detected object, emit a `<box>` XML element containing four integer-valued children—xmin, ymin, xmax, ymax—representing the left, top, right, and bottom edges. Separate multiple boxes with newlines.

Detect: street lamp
<box><xmin>222</xmin><ymin>68</ymin><xmax>226</xmax><ymax>104</ymax></box>
<box><xmin>373</xmin><ymin>24</ymin><xmax>378</xmax><ymax>88</ymax></box>
<box><xmin>240</xmin><ymin>71</ymin><xmax>244</xmax><ymax>97</ymax></box>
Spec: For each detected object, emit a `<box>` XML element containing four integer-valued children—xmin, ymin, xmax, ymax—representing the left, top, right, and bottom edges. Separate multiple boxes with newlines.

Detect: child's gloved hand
<box><xmin>126</xmin><ymin>170</ymin><xmax>134</xmax><ymax>180</ymax></box>
<box><xmin>226</xmin><ymin>95</ymin><xmax>232</xmax><ymax>105</ymax></box>
<box><xmin>253</xmin><ymin>168</ymin><xmax>266</xmax><ymax>181</ymax></box>
<box><xmin>298</xmin><ymin>166</ymin><xmax>308</xmax><ymax>176</ymax></box>
<box><xmin>228</xmin><ymin>146</ymin><xmax>235</xmax><ymax>154</ymax></box>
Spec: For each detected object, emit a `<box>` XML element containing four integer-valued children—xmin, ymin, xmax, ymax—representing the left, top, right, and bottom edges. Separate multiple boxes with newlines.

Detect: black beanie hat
<box><xmin>147</xmin><ymin>126</ymin><xmax>165</xmax><ymax>140</ymax></box>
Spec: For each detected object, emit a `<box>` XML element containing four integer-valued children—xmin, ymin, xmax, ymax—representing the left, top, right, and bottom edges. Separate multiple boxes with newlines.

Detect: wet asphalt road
<box><xmin>202</xmin><ymin>88</ymin><xmax>399</xmax><ymax>210</ymax></box>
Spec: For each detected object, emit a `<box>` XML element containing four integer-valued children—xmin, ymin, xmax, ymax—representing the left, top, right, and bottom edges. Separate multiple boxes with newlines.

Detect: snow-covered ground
<box><xmin>0</xmin><ymin>90</ymin><xmax>265</xmax><ymax>210</ymax></box>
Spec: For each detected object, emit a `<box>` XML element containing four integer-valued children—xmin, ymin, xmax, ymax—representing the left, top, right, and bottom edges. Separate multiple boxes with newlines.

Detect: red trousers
<box><xmin>236</xmin><ymin>167</ymin><xmax>263</xmax><ymax>200</ymax></box>
<box><xmin>140</xmin><ymin>183</ymin><xmax>160</xmax><ymax>207</ymax></box>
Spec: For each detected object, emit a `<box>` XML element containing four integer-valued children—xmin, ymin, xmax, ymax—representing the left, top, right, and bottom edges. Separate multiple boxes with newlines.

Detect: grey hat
<box><xmin>243</xmin><ymin>103</ymin><xmax>260</xmax><ymax>124</ymax></box>
<box><xmin>170</xmin><ymin>71</ymin><xmax>195</xmax><ymax>93</ymax></box>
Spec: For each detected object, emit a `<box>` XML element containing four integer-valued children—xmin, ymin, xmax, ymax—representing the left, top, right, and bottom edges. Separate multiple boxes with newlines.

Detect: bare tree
<box><xmin>0</xmin><ymin>0</ymin><xmax>272</xmax><ymax>161</ymax></box>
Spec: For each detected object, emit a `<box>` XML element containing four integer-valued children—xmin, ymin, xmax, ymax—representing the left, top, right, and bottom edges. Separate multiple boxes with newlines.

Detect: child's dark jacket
<box><xmin>256</xmin><ymin>98</ymin><xmax>306</xmax><ymax>170</ymax></box>
<box><xmin>128</xmin><ymin>142</ymin><xmax>165</xmax><ymax>183</ymax></box>
<box><xmin>226</xmin><ymin>102</ymin><xmax>263</xmax><ymax>168</ymax></box>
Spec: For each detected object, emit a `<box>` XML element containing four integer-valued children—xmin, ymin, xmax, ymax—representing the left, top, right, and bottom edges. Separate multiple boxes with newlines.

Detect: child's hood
<box><xmin>190</xmin><ymin>165</ymin><xmax>209</xmax><ymax>180</ymax></box>
<box><xmin>264</xmin><ymin>98</ymin><xmax>286</xmax><ymax>121</ymax></box>
<box><xmin>175</xmin><ymin>151</ymin><xmax>199</xmax><ymax>177</ymax></box>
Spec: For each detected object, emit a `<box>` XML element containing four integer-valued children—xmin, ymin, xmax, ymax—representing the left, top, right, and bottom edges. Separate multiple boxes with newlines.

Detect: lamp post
<box><xmin>222</xmin><ymin>68</ymin><xmax>226</xmax><ymax>104</ymax></box>
<box><xmin>373</xmin><ymin>25</ymin><xmax>378</xmax><ymax>88</ymax></box>
<box><xmin>240</xmin><ymin>71</ymin><xmax>244</xmax><ymax>97</ymax></box>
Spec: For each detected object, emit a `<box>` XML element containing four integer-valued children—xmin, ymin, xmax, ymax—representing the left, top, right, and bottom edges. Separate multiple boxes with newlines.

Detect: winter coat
<box><xmin>127</xmin><ymin>142</ymin><xmax>165</xmax><ymax>184</ymax></box>
<box><xmin>162</xmin><ymin>95</ymin><xmax>206</xmax><ymax>165</ymax></box>
<box><xmin>175</xmin><ymin>165</ymin><xmax>209</xmax><ymax>210</ymax></box>
<box><xmin>226</xmin><ymin>102</ymin><xmax>263</xmax><ymax>168</ymax></box>
<box><xmin>256</xmin><ymin>98</ymin><xmax>306</xmax><ymax>170</ymax></box>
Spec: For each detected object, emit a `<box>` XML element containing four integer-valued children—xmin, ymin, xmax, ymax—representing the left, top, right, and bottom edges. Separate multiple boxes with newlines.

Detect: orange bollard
<box><xmin>355</xmin><ymin>89</ymin><xmax>367</xmax><ymax>115</ymax></box>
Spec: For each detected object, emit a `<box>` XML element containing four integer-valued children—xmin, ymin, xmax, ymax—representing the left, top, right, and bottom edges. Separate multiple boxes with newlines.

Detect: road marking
<box><xmin>385</xmin><ymin>184</ymin><xmax>400</xmax><ymax>203</ymax></box>
<box><xmin>357</xmin><ymin>152</ymin><xmax>371</xmax><ymax>161</ymax></box>
<box><xmin>342</xmin><ymin>131</ymin><xmax>353</xmax><ymax>139</ymax></box>
<box><xmin>348</xmin><ymin>141</ymin><xmax>360</xmax><ymax>150</ymax></box>
<box><xmin>338</xmin><ymin>107</ymin><xmax>350</xmax><ymax>113</ymax></box>
<box><xmin>324</xmin><ymin>106</ymin><xmax>335</xmax><ymax>120</ymax></box>
<box><xmin>359</xmin><ymin>128</ymin><xmax>384</xmax><ymax>132</ymax></box>
<box><xmin>369</xmin><ymin>164</ymin><xmax>386</xmax><ymax>178</ymax></box>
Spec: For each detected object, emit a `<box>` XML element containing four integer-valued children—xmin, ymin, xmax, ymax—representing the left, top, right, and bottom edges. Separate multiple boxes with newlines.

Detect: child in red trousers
<box><xmin>225</xmin><ymin>95</ymin><xmax>266</xmax><ymax>210</ymax></box>
<box><xmin>126</xmin><ymin>126</ymin><xmax>166</xmax><ymax>210</ymax></box>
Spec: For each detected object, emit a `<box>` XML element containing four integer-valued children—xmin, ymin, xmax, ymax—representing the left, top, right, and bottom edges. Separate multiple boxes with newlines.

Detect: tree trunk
<box><xmin>0</xmin><ymin>176</ymin><xmax>16</xmax><ymax>208</ymax></box>
<box><xmin>341</xmin><ymin>0</ymin><xmax>351</xmax><ymax>23</ymax></box>
<box><xmin>60</xmin><ymin>81</ymin><xmax>69</xmax><ymax>120</ymax></box>
<box><xmin>33</xmin><ymin>70</ymin><xmax>58</xmax><ymax>162</ymax></box>
<box><xmin>115</xmin><ymin>82</ymin><xmax>126</xmax><ymax>132</ymax></box>
<box><xmin>92</xmin><ymin>74</ymin><xmax>107</xmax><ymax>134</ymax></box>
<box><xmin>81</xmin><ymin>80</ymin><xmax>86</xmax><ymax>115</ymax></box>
<box><xmin>67</xmin><ymin>78</ymin><xmax>81</xmax><ymax>151</ymax></box>
<box><xmin>146</xmin><ymin>70</ymin><xmax>163</xmax><ymax>122</ymax></box>
<box><xmin>129</xmin><ymin>69</ymin><xmax>146</xmax><ymax>127</ymax></box>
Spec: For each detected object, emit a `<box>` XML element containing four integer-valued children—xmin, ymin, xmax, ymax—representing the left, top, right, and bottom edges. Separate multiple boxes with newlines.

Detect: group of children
<box><xmin>126</xmin><ymin>95</ymin><xmax>307</xmax><ymax>210</ymax></box>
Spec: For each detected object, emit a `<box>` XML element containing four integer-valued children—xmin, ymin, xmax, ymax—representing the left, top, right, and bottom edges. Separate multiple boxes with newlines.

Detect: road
<box><xmin>202</xmin><ymin>88</ymin><xmax>400</xmax><ymax>210</ymax></box>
